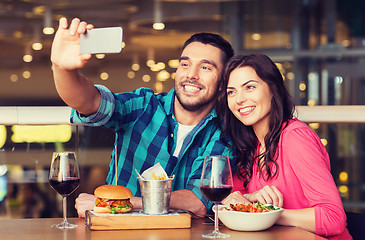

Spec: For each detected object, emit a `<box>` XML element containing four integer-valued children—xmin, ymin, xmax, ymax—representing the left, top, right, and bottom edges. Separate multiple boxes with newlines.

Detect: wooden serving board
<box><xmin>85</xmin><ymin>210</ymin><xmax>191</xmax><ymax>230</ymax></box>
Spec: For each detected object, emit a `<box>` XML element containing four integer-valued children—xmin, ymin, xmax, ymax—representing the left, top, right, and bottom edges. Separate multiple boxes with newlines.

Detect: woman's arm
<box><xmin>276</xmin><ymin>208</ymin><xmax>315</xmax><ymax>234</ymax></box>
<box><xmin>281</xmin><ymin>122</ymin><xmax>347</xmax><ymax>236</ymax></box>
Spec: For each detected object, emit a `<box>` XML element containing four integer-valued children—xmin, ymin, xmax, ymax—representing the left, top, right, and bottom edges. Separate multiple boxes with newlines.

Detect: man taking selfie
<box><xmin>50</xmin><ymin>17</ymin><xmax>234</xmax><ymax>218</ymax></box>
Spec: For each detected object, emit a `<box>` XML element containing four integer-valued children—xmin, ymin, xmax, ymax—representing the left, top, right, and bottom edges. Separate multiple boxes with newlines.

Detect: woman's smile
<box><xmin>238</xmin><ymin>106</ymin><xmax>255</xmax><ymax>115</ymax></box>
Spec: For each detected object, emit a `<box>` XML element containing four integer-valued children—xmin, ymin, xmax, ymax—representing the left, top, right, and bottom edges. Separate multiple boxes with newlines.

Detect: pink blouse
<box><xmin>232</xmin><ymin>119</ymin><xmax>351</xmax><ymax>239</ymax></box>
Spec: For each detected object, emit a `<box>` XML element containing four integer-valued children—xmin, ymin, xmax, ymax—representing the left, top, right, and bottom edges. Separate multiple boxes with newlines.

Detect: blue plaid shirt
<box><xmin>71</xmin><ymin>85</ymin><xmax>233</xmax><ymax>210</ymax></box>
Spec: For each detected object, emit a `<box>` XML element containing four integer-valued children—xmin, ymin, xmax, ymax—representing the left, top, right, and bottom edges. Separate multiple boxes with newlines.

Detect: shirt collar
<box><xmin>164</xmin><ymin>88</ymin><xmax>175</xmax><ymax>116</ymax></box>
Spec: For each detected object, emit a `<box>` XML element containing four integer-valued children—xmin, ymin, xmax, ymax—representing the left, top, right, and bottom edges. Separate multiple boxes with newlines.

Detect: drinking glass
<box><xmin>49</xmin><ymin>152</ymin><xmax>80</xmax><ymax>229</ymax></box>
<box><xmin>200</xmin><ymin>155</ymin><xmax>233</xmax><ymax>238</ymax></box>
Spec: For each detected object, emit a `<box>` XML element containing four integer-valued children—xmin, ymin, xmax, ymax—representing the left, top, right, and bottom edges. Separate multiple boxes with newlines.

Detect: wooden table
<box><xmin>0</xmin><ymin>217</ymin><xmax>326</xmax><ymax>240</ymax></box>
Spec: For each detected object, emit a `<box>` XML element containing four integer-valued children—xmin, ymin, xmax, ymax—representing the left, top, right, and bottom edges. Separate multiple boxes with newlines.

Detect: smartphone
<box><xmin>80</xmin><ymin>27</ymin><xmax>123</xmax><ymax>54</ymax></box>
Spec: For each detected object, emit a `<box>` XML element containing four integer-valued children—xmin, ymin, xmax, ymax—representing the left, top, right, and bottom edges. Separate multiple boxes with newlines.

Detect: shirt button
<box><xmin>170</xmin><ymin>133</ymin><xmax>174</xmax><ymax>138</ymax></box>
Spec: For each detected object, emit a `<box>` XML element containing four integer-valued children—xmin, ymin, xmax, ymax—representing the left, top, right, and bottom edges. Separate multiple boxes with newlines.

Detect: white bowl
<box><xmin>213</xmin><ymin>204</ymin><xmax>284</xmax><ymax>231</ymax></box>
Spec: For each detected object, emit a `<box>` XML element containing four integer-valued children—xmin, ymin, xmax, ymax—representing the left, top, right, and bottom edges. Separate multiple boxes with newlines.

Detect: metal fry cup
<box><xmin>138</xmin><ymin>176</ymin><xmax>174</xmax><ymax>215</ymax></box>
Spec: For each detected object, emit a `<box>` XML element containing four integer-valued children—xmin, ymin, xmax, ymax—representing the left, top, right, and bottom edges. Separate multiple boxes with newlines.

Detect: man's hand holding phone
<box><xmin>51</xmin><ymin>17</ymin><xmax>94</xmax><ymax>70</ymax></box>
<box><xmin>51</xmin><ymin>17</ymin><xmax>123</xmax><ymax>71</ymax></box>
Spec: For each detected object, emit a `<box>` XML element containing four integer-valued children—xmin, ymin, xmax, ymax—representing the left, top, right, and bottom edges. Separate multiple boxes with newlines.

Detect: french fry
<box><xmin>152</xmin><ymin>172</ymin><xmax>158</xmax><ymax>180</ymax></box>
<box><xmin>152</xmin><ymin>172</ymin><xmax>167</xmax><ymax>180</ymax></box>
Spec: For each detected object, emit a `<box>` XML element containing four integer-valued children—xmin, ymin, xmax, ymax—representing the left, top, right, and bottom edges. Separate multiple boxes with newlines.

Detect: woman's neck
<box><xmin>253</xmin><ymin>116</ymin><xmax>270</xmax><ymax>150</ymax></box>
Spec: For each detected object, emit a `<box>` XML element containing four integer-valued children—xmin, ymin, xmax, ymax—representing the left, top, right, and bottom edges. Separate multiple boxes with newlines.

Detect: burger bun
<box><xmin>94</xmin><ymin>185</ymin><xmax>133</xmax><ymax>199</ymax></box>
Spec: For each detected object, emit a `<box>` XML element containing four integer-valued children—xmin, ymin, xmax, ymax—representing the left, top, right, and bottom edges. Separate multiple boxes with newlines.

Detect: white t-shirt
<box><xmin>173</xmin><ymin>123</ymin><xmax>195</xmax><ymax>157</ymax></box>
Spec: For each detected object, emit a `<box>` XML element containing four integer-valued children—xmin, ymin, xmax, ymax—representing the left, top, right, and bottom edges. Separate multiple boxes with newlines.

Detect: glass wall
<box><xmin>0</xmin><ymin>124</ymin><xmax>114</xmax><ymax>218</ymax></box>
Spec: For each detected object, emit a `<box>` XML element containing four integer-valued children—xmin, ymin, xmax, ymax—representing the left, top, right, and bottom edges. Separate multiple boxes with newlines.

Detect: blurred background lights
<box><xmin>10</xmin><ymin>74</ymin><xmax>19</xmax><ymax>82</ymax></box>
<box><xmin>11</xmin><ymin>125</ymin><xmax>72</xmax><ymax>143</ymax></box>
<box><xmin>283</xmin><ymin>62</ymin><xmax>291</xmax><ymax>68</ymax></box>
<box><xmin>155</xmin><ymin>81</ymin><xmax>163</xmax><ymax>92</ymax></box>
<box><xmin>150</xmin><ymin>64</ymin><xmax>160</xmax><ymax>72</ymax></box>
<box><xmin>307</xmin><ymin>99</ymin><xmax>316</xmax><ymax>106</ymax></box>
<box><xmin>287</xmin><ymin>72</ymin><xmax>294</xmax><ymax>80</ymax></box>
<box><xmin>100</xmin><ymin>72</ymin><xmax>109</xmax><ymax>80</ymax></box>
<box><xmin>275</xmin><ymin>62</ymin><xmax>283</xmax><ymax>70</ymax></box>
<box><xmin>338</xmin><ymin>185</ymin><xmax>348</xmax><ymax>194</ymax></box>
<box><xmin>299</xmin><ymin>82</ymin><xmax>306</xmax><ymax>91</ymax></box>
<box><xmin>335</xmin><ymin>76</ymin><xmax>343</xmax><ymax>84</ymax></box>
<box><xmin>153</xmin><ymin>22</ymin><xmax>165</xmax><ymax>30</ymax></box>
<box><xmin>127</xmin><ymin>71</ymin><xmax>135</xmax><ymax>79</ymax></box>
<box><xmin>156</xmin><ymin>62</ymin><xmax>165</xmax><ymax>70</ymax></box>
<box><xmin>95</xmin><ymin>54</ymin><xmax>105</xmax><ymax>59</ymax></box>
<box><xmin>13</xmin><ymin>31</ymin><xmax>23</xmax><ymax>39</ymax></box>
<box><xmin>142</xmin><ymin>74</ymin><xmax>151</xmax><ymax>82</ymax></box>
<box><xmin>131</xmin><ymin>63</ymin><xmax>140</xmax><ymax>71</ymax></box>
<box><xmin>43</xmin><ymin>27</ymin><xmax>54</xmax><ymax>35</ymax></box>
<box><xmin>320</xmin><ymin>138</ymin><xmax>328</xmax><ymax>146</ymax></box>
<box><xmin>22</xmin><ymin>71</ymin><xmax>31</xmax><ymax>79</ymax></box>
<box><xmin>0</xmin><ymin>125</ymin><xmax>6</xmax><ymax>148</ymax></box>
<box><xmin>32</xmin><ymin>42</ymin><xmax>42</xmax><ymax>51</ymax></box>
<box><xmin>168</xmin><ymin>59</ymin><xmax>179</xmax><ymax>68</ymax></box>
<box><xmin>342</xmin><ymin>39</ymin><xmax>350</xmax><ymax>47</ymax></box>
<box><xmin>308</xmin><ymin>123</ymin><xmax>320</xmax><ymax>130</ymax></box>
<box><xmin>23</xmin><ymin>54</ymin><xmax>33</xmax><ymax>63</ymax></box>
<box><xmin>251</xmin><ymin>33</ymin><xmax>261</xmax><ymax>40</ymax></box>
<box><xmin>147</xmin><ymin>59</ymin><xmax>155</xmax><ymax>67</ymax></box>
<box><xmin>339</xmin><ymin>171</ymin><xmax>348</xmax><ymax>183</ymax></box>
<box><xmin>156</xmin><ymin>70</ymin><xmax>170</xmax><ymax>82</ymax></box>
<box><xmin>32</xmin><ymin>5</ymin><xmax>44</xmax><ymax>15</ymax></box>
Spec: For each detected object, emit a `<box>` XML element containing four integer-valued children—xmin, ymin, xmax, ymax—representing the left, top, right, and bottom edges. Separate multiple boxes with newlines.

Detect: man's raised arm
<box><xmin>51</xmin><ymin>17</ymin><xmax>101</xmax><ymax>116</ymax></box>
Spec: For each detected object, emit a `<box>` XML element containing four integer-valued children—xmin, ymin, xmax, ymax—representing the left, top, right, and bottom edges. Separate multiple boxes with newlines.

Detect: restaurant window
<box><xmin>0</xmin><ymin>124</ymin><xmax>114</xmax><ymax>219</ymax></box>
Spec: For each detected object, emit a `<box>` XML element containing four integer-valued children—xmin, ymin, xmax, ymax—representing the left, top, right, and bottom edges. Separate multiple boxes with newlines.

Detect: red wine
<box><xmin>201</xmin><ymin>185</ymin><xmax>232</xmax><ymax>202</ymax></box>
<box><xmin>49</xmin><ymin>178</ymin><xmax>80</xmax><ymax>196</ymax></box>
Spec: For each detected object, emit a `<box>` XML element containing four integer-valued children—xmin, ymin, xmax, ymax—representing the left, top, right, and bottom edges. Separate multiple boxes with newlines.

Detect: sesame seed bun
<box><xmin>94</xmin><ymin>185</ymin><xmax>133</xmax><ymax>199</ymax></box>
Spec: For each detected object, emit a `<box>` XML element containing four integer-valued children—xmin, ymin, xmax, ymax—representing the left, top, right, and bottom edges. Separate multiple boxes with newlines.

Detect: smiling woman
<box><xmin>217</xmin><ymin>54</ymin><xmax>351</xmax><ymax>239</ymax></box>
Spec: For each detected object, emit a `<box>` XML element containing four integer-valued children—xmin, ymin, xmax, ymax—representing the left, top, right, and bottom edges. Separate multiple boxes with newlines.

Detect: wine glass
<box><xmin>200</xmin><ymin>155</ymin><xmax>233</xmax><ymax>238</ymax></box>
<box><xmin>49</xmin><ymin>152</ymin><xmax>80</xmax><ymax>229</ymax></box>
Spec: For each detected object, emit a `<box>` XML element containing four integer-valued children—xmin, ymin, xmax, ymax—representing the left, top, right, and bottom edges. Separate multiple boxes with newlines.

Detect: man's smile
<box><xmin>183</xmin><ymin>84</ymin><xmax>202</xmax><ymax>93</ymax></box>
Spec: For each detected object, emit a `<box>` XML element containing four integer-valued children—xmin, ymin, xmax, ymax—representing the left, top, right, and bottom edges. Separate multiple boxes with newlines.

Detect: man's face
<box><xmin>174</xmin><ymin>42</ymin><xmax>224</xmax><ymax>112</ymax></box>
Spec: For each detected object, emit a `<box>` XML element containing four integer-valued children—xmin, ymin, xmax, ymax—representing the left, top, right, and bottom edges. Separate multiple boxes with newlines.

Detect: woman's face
<box><xmin>226</xmin><ymin>66</ymin><xmax>273</xmax><ymax>133</ymax></box>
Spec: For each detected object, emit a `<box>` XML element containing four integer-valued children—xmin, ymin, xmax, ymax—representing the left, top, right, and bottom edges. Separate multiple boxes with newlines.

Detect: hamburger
<box><xmin>94</xmin><ymin>185</ymin><xmax>133</xmax><ymax>214</ymax></box>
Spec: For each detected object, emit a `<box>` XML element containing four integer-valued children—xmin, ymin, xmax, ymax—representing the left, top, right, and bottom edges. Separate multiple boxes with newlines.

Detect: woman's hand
<box><xmin>222</xmin><ymin>191</ymin><xmax>251</xmax><ymax>205</ymax></box>
<box><xmin>244</xmin><ymin>185</ymin><xmax>283</xmax><ymax>207</ymax></box>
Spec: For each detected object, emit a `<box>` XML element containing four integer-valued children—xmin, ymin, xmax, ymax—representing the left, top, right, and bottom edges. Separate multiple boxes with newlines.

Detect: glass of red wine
<box><xmin>200</xmin><ymin>155</ymin><xmax>232</xmax><ymax>238</ymax></box>
<box><xmin>49</xmin><ymin>152</ymin><xmax>80</xmax><ymax>229</ymax></box>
